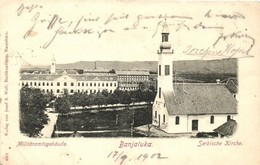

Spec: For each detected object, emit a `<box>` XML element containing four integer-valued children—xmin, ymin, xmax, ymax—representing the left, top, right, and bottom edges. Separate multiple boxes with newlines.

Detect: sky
<box><xmin>2</xmin><ymin>1</ymin><xmax>258</xmax><ymax>65</ymax></box>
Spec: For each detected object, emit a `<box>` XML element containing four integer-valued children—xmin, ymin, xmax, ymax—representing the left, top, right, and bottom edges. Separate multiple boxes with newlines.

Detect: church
<box><xmin>152</xmin><ymin>22</ymin><xmax>237</xmax><ymax>134</ymax></box>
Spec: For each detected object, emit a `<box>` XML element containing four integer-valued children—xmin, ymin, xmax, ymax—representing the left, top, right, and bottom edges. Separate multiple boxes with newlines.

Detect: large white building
<box><xmin>152</xmin><ymin>22</ymin><xmax>237</xmax><ymax>134</ymax></box>
<box><xmin>20</xmin><ymin>57</ymin><xmax>118</xmax><ymax>96</ymax></box>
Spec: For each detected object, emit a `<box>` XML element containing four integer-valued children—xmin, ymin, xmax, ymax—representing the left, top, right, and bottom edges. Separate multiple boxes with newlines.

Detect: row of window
<box><xmin>154</xmin><ymin>112</ymin><xmax>232</xmax><ymax>125</ymax></box>
<box><xmin>21</xmin><ymin>81</ymin><xmax>117</xmax><ymax>87</ymax></box>
<box><xmin>118</xmin><ymin>78</ymin><xmax>148</xmax><ymax>81</ymax></box>
<box><xmin>77</xmin><ymin>82</ymin><xmax>116</xmax><ymax>87</ymax></box>
<box><xmin>119</xmin><ymin>87</ymin><xmax>139</xmax><ymax>90</ymax></box>
<box><xmin>118</xmin><ymin>75</ymin><xmax>148</xmax><ymax>78</ymax></box>
<box><xmin>42</xmin><ymin>89</ymin><xmax>113</xmax><ymax>94</ymax></box>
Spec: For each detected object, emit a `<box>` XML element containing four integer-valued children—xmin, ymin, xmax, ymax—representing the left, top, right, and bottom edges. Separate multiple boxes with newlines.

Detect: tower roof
<box><xmin>162</xmin><ymin>21</ymin><xmax>170</xmax><ymax>33</ymax></box>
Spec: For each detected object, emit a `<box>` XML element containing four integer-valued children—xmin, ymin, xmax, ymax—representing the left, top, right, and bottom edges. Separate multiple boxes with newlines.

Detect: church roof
<box><xmin>163</xmin><ymin>83</ymin><xmax>237</xmax><ymax>115</ymax></box>
<box><xmin>213</xmin><ymin>119</ymin><xmax>237</xmax><ymax>136</ymax></box>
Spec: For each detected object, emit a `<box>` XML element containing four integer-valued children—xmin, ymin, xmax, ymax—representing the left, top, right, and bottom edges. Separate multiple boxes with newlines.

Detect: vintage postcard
<box><xmin>0</xmin><ymin>1</ymin><xmax>260</xmax><ymax>165</ymax></box>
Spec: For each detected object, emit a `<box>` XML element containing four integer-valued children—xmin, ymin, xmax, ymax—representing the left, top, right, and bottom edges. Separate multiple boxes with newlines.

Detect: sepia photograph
<box><xmin>1</xmin><ymin>1</ymin><xmax>259</xmax><ymax>165</ymax></box>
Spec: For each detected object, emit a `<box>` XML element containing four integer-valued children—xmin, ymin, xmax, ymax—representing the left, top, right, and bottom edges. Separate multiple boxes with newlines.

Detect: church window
<box><xmin>78</xmin><ymin>82</ymin><xmax>80</xmax><ymax>86</ymax></box>
<box><xmin>159</xmin><ymin>65</ymin><xmax>161</xmax><ymax>76</ymax></box>
<box><xmin>51</xmin><ymin>82</ymin><xmax>53</xmax><ymax>86</ymax></box>
<box><xmin>57</xmin><ymin>89</ymin><xmax>60</xmax><ymax>93</ymax></box>
<box><xmin>57</xmin><ymin>82</ymin><xmax>60</xmax><ymax>86</ymax></box>
<box><xmin>159</xmin><ymin>87</ymin><xmax>161</xmax><ymax>98</ymax></box>
<box><xmin>98</xmin><ymin>83</ymin><xmax>100</xmax><ymax>87</ymax></box>
<box><xmin>34</xmin><ymin>82</ymin><xmax>37</xmax><ymax>86</ymax></box>
<box><xmin>47</xmin><ymin>82</ymin><xmax>49</xmax><ymax>86</ymax></box>
<box><xmin>163</xmin><ymin>114</ymin><xmax>165</xmax><ymax>122</ymax></box>
<box><xmin>106</xmin><ymin>83</ymin><xmax>108</xmax><ymax>87</ymax></box>
<box><xmin>175</xmin><ymin>116</ymin><xmax>180</xmax><ymax>125</ymax></box>
<box><xmin>38</xmin><ymin>82</ymin><xmax>41</xmax><ymax>86</ymax></box>
<box><xmin>114</xmin><ymin>83</ymin><xmax>117</xmax><ymax>87</ymax></box>
<box><xmin>165</xmin><ymin>65</ymin><xmax>170</xmax><ymax>75</ymax></box>
<box><xmin>82</xmin><ymin>82</ymin><xmax>84</xmax><ymax>86</ymax></box>
<box><xmin>155</xmin><ymin>111</ymin><xmax>157</xmax><ymax>119</ymax></box>
<box><xmin>64</xmin><ymin>82</ymin><xmax>67</xmax><ymax>86</ymax></box>
<box><xmin>210</xmin><ymin>116</ymin><xmax>214</xmax><ymax>124</ymax></box>
<box><xmin>70</xmin><ymin>89</ymin><xmax>74</xmax><ymax>93</ymax></box>
<box><xmin>43</xmin><ymin>82</ymin><xmax>45</xmax><ymax>86</ymax></box>
<box><xmin>71</xmin><ymin>82</ymin><xmax>74</xmax><ymax>86</ymax></box>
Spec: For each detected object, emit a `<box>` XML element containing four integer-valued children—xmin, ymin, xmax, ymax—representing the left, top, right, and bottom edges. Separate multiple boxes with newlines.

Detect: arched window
<box><xmin>210</xmin><ymin>116</ymin><xmax>214</xmax><ymax>124</ymax></box>
<box><xmin>175</xmin><ymin>116</ymin><xmax>180</xmax><ymax>125</ymax></box>
<box><xmin>227</xmin><ymin>115</ymin><xmax>231</xmax><ymax>121</ymax></box>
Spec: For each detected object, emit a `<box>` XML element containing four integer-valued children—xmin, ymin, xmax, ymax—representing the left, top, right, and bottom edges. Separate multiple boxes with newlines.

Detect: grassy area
<box><xmin>56</xmin><ymin>106</ymin><xmax>152</xmax><ymax>131</ymax></box>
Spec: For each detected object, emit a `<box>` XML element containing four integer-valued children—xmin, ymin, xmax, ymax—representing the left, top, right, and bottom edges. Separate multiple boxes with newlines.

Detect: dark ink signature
<box><xmin>205</xmin><ymin>9</ymin><xmax>245</xmax><ymax>19</ymax></box>
<box><xmin>213</xmin><ymin>31</ymin><xmax>255</xmax><ymax>55</ymax></box>
<box><xmin>107</xmin><ymin>151</ymin><xmax>168</xmax><ymax>165</ymax></box>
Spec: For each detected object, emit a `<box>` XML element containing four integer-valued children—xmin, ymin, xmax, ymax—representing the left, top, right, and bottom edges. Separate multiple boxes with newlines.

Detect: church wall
<box><xmin>157</xmin><ymin>113</ymin><xmax>236</xmax><ymax>134</ymax></box>
<box><xmin>187</xmin><ymin>114</ymin><xmax>236</xmax><ymax>133</ymax></box>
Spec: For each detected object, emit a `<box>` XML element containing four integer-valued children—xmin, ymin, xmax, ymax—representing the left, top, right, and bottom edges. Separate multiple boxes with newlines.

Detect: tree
<box><xmin>94</xmin><ymin>93</ymin><xmax>106</xmax><ymax>108</ymax></box>
<box><xmin>55</xmin><ymin>97</ymin><xmax>71</xmax><ymax>115</ymax></box>
<box><xmin>107</xmin><ymin>93</ymin><xmax>120</xmax><ymax>105</ymax></box>
<box><xmin>20</xmin><ymin>87</ymin><xmax>49</xmax><ymax>137</ymax></box>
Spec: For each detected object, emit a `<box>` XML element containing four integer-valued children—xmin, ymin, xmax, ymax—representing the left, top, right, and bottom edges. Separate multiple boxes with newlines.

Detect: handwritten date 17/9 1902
<box><xmin>107</xmin><ymin>151</ymin><xmax>168</xmax><ymax>165</ymax></box>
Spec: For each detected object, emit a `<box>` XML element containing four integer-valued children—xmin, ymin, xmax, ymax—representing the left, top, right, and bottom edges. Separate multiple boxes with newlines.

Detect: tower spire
<box><xmin>160</xmin><ymin>20</ymin><xmax>171</xmax><ymax>52</ymax></box>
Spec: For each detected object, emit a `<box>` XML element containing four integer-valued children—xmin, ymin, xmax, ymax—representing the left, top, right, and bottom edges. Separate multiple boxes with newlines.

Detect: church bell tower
<box><xmin>157</xmin><ymin>21</ymin><xmax>174</xmax><ymax>99</ymax></box>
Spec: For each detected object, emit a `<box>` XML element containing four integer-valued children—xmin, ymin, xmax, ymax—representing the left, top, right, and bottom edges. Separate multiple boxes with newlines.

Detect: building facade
<box><xmin>20</xmin><ymin>72</ymin><xmax>118</xmax><ymax>96</ymax></box>
<box><xmin>152</xmin><ymin>22</ymin><xmax>237</xmax><ymax>134</ymax></box>
<box><xmin>116</xmin><ymin>70</ymin><xmax>150</xmax><ymax>91</ymax></box>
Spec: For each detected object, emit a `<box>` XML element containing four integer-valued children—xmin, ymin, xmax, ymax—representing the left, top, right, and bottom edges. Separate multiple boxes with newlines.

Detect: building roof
<box><xmin>163</xmin><ymin>83</ymin><xmax>237</xmax><ymax>115</ymax></box>
<box><xmin>56</xmin><ymin>69</ymin><xmax>78</xmax><ymax>74</ymax></box>
<box><xmin>70</xmin><ymin>75</ymin><xmax>117</xmax><ymax>81</ymax></box>
<box><xmin>21</xmin><ymin>74</ymin><xmax>117</xmax><ymax>81</ymax></box>
<box><xmin>21</xmin><ymin>74</ymin><xmax>61</xmax><ymax>81</ymax></box>
<box><xmin>213</xmin><ymin>119</ymin><xmax>237</xmax><ymax>136</ymax></box>
<box><xmin>116</xmin><ymin>70</ymin><xmax>150</xmax><ymax>75</ymax></box>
